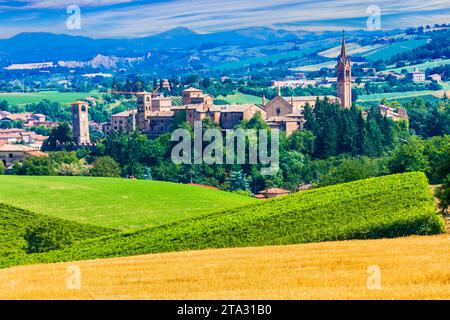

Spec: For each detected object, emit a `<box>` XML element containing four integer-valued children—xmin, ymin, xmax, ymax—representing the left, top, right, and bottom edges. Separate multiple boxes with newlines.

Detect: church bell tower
<box><xmin>337</xmin><ymin>31</ymin><xmax>352</xmax><ymax>109</ymax></box>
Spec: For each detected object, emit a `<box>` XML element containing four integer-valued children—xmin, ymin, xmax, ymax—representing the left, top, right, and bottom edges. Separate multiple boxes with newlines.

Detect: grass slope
<box><xmin>0</xmin><ymin>204</ymin><xmax>114</xmax><ymax>258</ymax></box>
<box><xmin>0</xmin><ymin>176</ymin><xmax>255</xmax><ymax>229</ymax></box>
<box><xmin>358</xmin><ymin>39</ymin><xmax>429</xmax><ymax>61</ymax></box>
<box><xmin>1</xmin><ymin>234</ymin><xmax>447</xmax><ymax>299</ymax></box>
<box><xmin>217</xmin><ymin>93</ymin><xmax>262</xmax><ymax>105</ymax></box>
<box><xmin>0</xmin><ymin>172</ymin><xmax>444</xmax><ymax>269</ymax></box>
<box><xmin>0</xmin><ymin>91</ymin><xmax>99</xmax><ymax>105</ymax></box>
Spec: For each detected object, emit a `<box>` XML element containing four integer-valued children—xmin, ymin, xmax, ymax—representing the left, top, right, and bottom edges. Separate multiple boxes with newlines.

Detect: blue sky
<box><xmin>0</xmin><ymin>0</ymin><xmax>449</xmax><ymax>38</ymax></box>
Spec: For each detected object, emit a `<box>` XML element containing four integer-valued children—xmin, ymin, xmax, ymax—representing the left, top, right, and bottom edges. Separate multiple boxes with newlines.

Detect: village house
<box><xmin>271</xmin><ymin>79</ymin><xmax>317</xmax><ymax>89</ymax></box>
<box><xmin>104</xmin><ymin>109</ymin><xmax>137</xmax><ymax>134</ymax></box>
<box><xmin>428</xmin><ymin>74</ymin><xmax>442</xmax><ymax>83</ymax></box>
<box><xmin>262</xmin><ymin>87</ymin><xmax>340</xmax><ymax>135</ymax></box>
<box><xmin>220</xmin><ymin>104</ymin><xmax>266</xmax><ymax>129</ymax></box>
<box><xmin>0</xmin><ymin>141</ymin><xmax>48</xmax><ymax>169</ymax></box>
<box><xmin>408</xmin><ymin>69</ymin><xmax>426</xmax><ymax>82</ymax></box>
<box><xmin>257</xmin><ymin>188</ymin><xmax>290</xmax><ymax>199</ymax></box>
<box><xmin>377</xmin><ymin>104</ymin><xmax>409</xmax><ymax>121</ymax></box>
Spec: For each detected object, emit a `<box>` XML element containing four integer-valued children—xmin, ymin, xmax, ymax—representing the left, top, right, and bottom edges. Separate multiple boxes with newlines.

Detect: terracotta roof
<box><xmin>112</xmin><ymin>110</ymin><xmax>135</xmax><ymax>117</ymax></box>
<box><xmin>182</xmin><ymin>87</ymin><xmax>203</xmax><ymax>92</ymax></box>
<box><xmin>221</xmin><ymin>104</ymin><xmax>259</xmax><ymax>113</ymax></box>
<box><xmin>0</xmin><ymin>129</ymin><xmax>25</xmax><ymax>133</ymax></box>
<box><xmin>258</xmin><ymin>188</ymin><xmax>290</xmax><ymax>195</ymax></box>
<box><xmin>267</xmin><ymin>116</ymin><xmax>298</xmax><ymax>122</ymax></box>
<box><xmin>0</xmin><ymin>143</ymin><xmax>36</xmax><ymax>152</ymax></box>
<box><xmin>281</xmin><ymin>95</ymin><xmax>339</xmax><ymax>102</ymax></box>
<box><xmin>26</xmin><ymin>150</ymin><xmax>48</xmax><ymax>157</ymax></box>
<box><xmin>71</xmin><ymin>101</ymin><xmax>89</xmax><ymax>105</ymax></box>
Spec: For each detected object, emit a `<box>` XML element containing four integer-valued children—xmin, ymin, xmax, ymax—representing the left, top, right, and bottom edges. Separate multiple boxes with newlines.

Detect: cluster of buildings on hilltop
<box><xmin>0</xmin><ymin>113</ymin><xmax>51</xmax><ymax>169</ymax></box>
<box><xmin>95</xmin><ymin>34</ymin><xmax>353</xmax><ymax>140</ymax></box>
<box><xmin>68</xmin><ymin>33</ymin><xmax>407</xmax><ymax>147</ymax></box>
<box><xmin>0</xmin><ymin>111</ymin><xmax>58</xmax><ymax>129</ymax></box>
<box><xmin>0</xmin><ymin>128</ymin><xmax>48</xmax><ymax>149</ymax></box>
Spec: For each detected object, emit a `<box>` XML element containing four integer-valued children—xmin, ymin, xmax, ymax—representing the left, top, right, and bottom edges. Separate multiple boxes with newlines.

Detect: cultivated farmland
<box><xmin>0</xmin><ymin>172</ymin><xmax>444</xmax><ymax>269</ymax></box>
<box><xmin>0</xmin><ymin>234</ymin><xmax>448</xmax><ymax>300</ymax></box>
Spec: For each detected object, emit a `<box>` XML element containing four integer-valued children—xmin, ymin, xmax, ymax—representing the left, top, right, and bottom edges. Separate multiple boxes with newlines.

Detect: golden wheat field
<box><xmin>0</xmin><ymin>234</ymin><xmax>449</xmax><ymax>300</ymax></box>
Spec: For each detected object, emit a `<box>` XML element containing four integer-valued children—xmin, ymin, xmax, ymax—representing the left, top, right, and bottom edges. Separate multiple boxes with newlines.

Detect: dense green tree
<box><xmin>24</xmin><ymin>221</ymin><xmax>74</xmax><ymax>253</ymax></box>
<box><xmin>226</xmin><ymin>170</ymin><xmax>250</xmax><ymax>191</ymax></box>
<box><xmin>13</xmin><ymin>156</ymin><xmax>56</xmax><ymax>176</ymax></box>
<box><xmin>0</xmin><ymin>161</ymin><xmax>5</xmax><ymax>175</ymax></box>
<box><xmin>90</xmin><ymin>156</ymin><xmax>121</xmax><ymax>178</ymax></box>
<box><xmin>436</xmin><ymin>175</ymin><xmax>449</xmax><ymax>215</ymax></box>
<box><xmin>42</xmin><ymin>123</ymin><xmax>72</xmax><ymax>151</ymax></box>
<box><xmin>389</xmin><ymin>137</ymin><xmax>430</xmax><ymax>174</ymax></box>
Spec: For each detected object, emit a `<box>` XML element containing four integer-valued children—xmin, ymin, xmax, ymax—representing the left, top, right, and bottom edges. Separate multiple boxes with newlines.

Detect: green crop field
<box><xmin>0</xmin><ymin>172</ymin><xmax>443</xmax><ymax>269</ymax></box>
<box><xmin>217</xmin><ymin>93</ymin><xmax>262</xmax><ymax>105</ymax></box>
<box><xmin>358</xmin><ymin>90</ymin><xmax>440</xmax><ymax>102</ymax></box>
<box><xmin>0</xmin><ymin>91</ymin><xmax>100</xmax><ymax>105</ymax></box>
<box><xmin>358</xmin><ymin>39</ymin><xmax>428</xmax><ymax>62</ymax></box>
<box><xmin>387</xmin><ymin>59</ymin><xmax>450</xmax><ymax>73</ymax></box>
<box><xmin>0</xmin><ymin>176</ymin><xmax>255</xmax><ymax>229</ymax></box>
<box><xmin>213</xmin><ymin>48</ymin><xmax>317</xmax><ymax>71</ymax></box>
<box><xmin>0</xmin><ymin>204</ymin><xmax>114</xmax><ymax>258</ymax></box>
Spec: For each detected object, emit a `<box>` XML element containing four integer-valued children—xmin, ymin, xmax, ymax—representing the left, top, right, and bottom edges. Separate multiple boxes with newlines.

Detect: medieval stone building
<box><xmin>71</xmin><ymin>101</ymin><xmax>91</xmax><ymax>145</ymax></box>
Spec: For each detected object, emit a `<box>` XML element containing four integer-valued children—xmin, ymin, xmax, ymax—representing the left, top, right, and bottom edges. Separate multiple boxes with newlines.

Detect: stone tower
<box><xmin>71</xmin><ymin>101</ymin><xmax>91</xmax><ymax>145</ymax></box>
<box><xmin>337</xmin><ymin>31</ymin><xmax>352</xmax><ymax>109</ymax></box>
<box><xmin>136</xmin><ymin>92</ymin><xmax>152</xmax><ymax>131</ymax></box>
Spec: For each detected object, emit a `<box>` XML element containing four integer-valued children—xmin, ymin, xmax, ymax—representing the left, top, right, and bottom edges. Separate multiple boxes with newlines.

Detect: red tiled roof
<box><xmin>258</xmin><ymin>188</ymin><xmax>290</xmax><ymax>195</ymax></box>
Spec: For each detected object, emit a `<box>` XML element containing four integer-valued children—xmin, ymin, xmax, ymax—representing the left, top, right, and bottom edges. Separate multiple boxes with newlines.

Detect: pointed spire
<box><xmin>341</xmin><ymin>30</ymin><xmax>347</xmax><ymax>59</ymax></box>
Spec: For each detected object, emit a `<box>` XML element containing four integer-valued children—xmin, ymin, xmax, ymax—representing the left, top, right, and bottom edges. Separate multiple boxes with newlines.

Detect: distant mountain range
<box><xmin>0</xmin><ymin>27</ymin><xmax>401</xmax><ymax>74</ymax></box>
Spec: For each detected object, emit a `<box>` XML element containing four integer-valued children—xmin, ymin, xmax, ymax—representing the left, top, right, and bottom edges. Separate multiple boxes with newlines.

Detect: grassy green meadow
<box><xmin>0</xmin><ymin>176</ymin><xmax>255</xmax><ymax>229</ymax></box>
<box><xmin>358</xmin><ymin>39</ymin><xmax>429</xmax><ymax>61</ymax></box>
<box><xmin>217</xmin><ymin>93</ymin><xmax>262</xmax><ymax>105</ymax></box>
<box><xmin>0</xmin><ymin>91</ymin><xmax>99</xmax><ymax>105</ymax></box>
<box><xmin>0</xmin><ymin>172</ymin><xmax>444</xmax><ymax>269</ymax></box>
<box><xmin>358</xmin><ymin>89</ymin><xmax>444</xmax><ymax>102</ymax></box>
<box><xmin>387</xmin><ymin>59</ymin><xmax>450</xmax><ymax>73</ymax></box>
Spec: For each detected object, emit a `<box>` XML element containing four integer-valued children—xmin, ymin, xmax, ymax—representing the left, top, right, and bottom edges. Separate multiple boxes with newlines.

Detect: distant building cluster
<box><xmin>0</xmin><ymin>128</ymin><xmax>48</xmax><ymax>149</ymax></box>
<box><xmin>0</xmin><ymin>111</ymin><xmax>58</xmax><ymax>129</ymax></box>
<box><xmin>68</xmin><ymin>32</ymin><xmax>407</xmax><ymax>147</ymax></box>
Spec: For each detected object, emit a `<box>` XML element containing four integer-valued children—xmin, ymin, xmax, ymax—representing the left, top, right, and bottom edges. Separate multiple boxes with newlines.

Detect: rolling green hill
<box><xmin>1</xmin><ymin>172</ymin><xmax>444</xmax><ymax>269</ymax></box>
<box><xmin>0</xmin><ymin>176</ymin><xmax>256</xmax><ymax>230</ymax></box>
<box><xmin>0</xmin><ymin>204</ymin><xmax>114</xmax><ymax>258</ymax></box>
<box><xmin>0</xmin><ymin>91</ymin><xmax>100</xmax><ymax>105</ymax></box>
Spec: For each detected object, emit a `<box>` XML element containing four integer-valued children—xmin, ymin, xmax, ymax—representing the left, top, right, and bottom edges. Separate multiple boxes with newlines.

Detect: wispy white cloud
<box><xmin>0</xmin><ymin>0</ymin><xmax>449</xmax><ymax>38</ymax></box>
<box><xmin>0</xmin><ymin>0</ymin><xmax>134</xmax><ymax>9</ymax></box>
